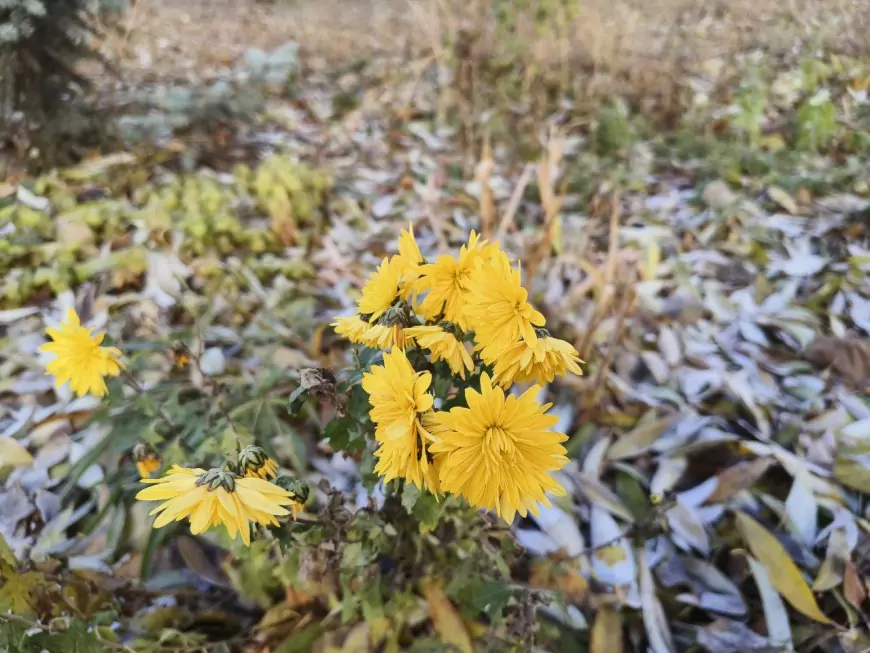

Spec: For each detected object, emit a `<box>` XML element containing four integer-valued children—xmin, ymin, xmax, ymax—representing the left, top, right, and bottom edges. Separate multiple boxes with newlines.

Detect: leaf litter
<box><xmin>2</xmin><ymin>13</ymin><xmax>870</xmax><ymax>653</ymax></box>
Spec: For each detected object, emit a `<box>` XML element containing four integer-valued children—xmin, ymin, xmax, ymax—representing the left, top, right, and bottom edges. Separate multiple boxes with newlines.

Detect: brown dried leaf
<box><xmin>805</xmin><ymin>335</ymin><xmax>870</xmax><ymax>387</ymax></box>
<box><xmin>843</xmin><ymin>560</ymin><xmax>867</xmax><ymax>609</ymax></box>
<box><xmin>706</xmin><ymin>458</ymin><xmax>775</xmax><ymax>503</ymax></box>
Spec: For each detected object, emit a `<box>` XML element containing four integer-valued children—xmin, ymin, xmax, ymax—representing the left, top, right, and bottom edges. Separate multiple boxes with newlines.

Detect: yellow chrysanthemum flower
<box><xmin>414</xmin><ymin>231</ymin><xmax>496</xmax><ymax>329</ymax></box>
<box><xmin>361</xmin><ymin>323</ymin><xmax>406</xmax><ymax>350</ymax></box>
<box><xmin>406</xmin><ymin>325</ymin><xmax>474</xmax><ymax>378</ymax></box>
<box><xmin>395</xmin><ymin>224</ymin><xmax>424</xmax><ymax>298</ymax></box>
<box><xmin>490</xmin><ymin>333</ymin><xmax>583</xmax><ymax>387</ymax></box>
<box><xmin>429</xmin><ymin>373</ymin><xmax>568</xmax><ymax>524</ymax></box>
<box><xmin>466</xmin><ymin>251</ymin><xmax>545</xmax><ymax>358</ymax></box>
<box><xmin>333</xmin><ymin>314</ymin><xmax>371</xmax><ymax>344</ymax></box>
<box><xmin>361</xmin><ymin>348</ymin><xmax>439</xmax><ymax>491</ymax></box>
<box><xmin>38</xmin><ymin>308</ymin><xmax>124</xmax><ymax>397</ymax></box>
<box><xmin>358</xmin><ymin>256</ymin><xmax>402</xmax><ymax>321</ymax></box>
<box><xmin>136</xmin><ymin>465</ymin><xmax>297</xmax><ymax>546</ymax></box>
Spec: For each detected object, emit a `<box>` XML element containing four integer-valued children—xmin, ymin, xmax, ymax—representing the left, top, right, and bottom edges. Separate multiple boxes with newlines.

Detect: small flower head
<box><xmin>237</xmin><ymin>444</ymin><xmax>278</xmax><ymax>479</ymax></box>
<box><xmin>358</xmin><ymin>256</ymin><xmax>403</xmax><ymax>321</ymax></box>
<box><xmin>134</xmin><ymin>444</ymin><xmax>161</xmax><ymax>479</ymax></box>
<box><xmin>490</xmin><ymin>330</ymin><xmax>583</xmax><ymax>387</ymax></box>
<box><xmin>136</xmin><ymin>465</ymin><xmax>297</xmax><ymax>546</ymax></box>
<box><xmin>361</xmin><ymin>348</ymin><xmax>439</xmax><ymax>491</ymax></box>
<box><xmin>414</xmin><ymin>231</ymin><xmax>496</xmax><ymax>329</ymax></box>
<box><xmin>406</xmin><ymin>325</ymin><xmax>474</xmax><ymax>378</ymax></box>
<box><xmin>466</xmin><ymin>251</ymin><xmax>545</xmax><ymax>358</ymax></box>
<box><xmin>429</xmin><ymin>373</ymin><xmax>568</xmax><ymax>524</ymax></box>
<box><xmin>38</xmin><ymin>308</ymin><xmax>125</xmax><ymax>397</ymax></box>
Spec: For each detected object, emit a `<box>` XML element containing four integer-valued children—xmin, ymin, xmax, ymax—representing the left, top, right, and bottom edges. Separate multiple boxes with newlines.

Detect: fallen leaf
<box><xmin>420</xmin><ymin>577</ymin><xmax>473</xmax><ymax>653</ymax></box>
<box><xmin>805</xmin><ymin>336</ymin><xmax>870</xmax><ymax>387</ymax></box>
<box><xmin>743</xmin><ymin>553</ymin><xmax>793</xmax><ymax>649</ymax></box>
<box><xmin>591</xmin><ymin>607</ymin><xmax>622</xmax><ymax>653</ymax></box>
<box><xmin>735</xmin><ymin>511</ymin><xmax>831</xmax><ymax>624</ymax></box>
<box><xmin>768</xmin><ymin>186</ymin><xmax>799</xmax><ymax>214</ymax></box>
<box><xmin>696</xmin><ymin>619</ymin><xmax>772</xmax><ymax>653</ymax></box>
<box><xmin>607</xmin><ymin>414</ymin><xmax>674</xmax><ymax>460</ymax></box>
<box><xmin>0</xmin><ymin>436</ymin><xmax>34</xmax><ymax>469</ymax></box>
<box><xmin>843</xmin><ymin>560</ymin><xmax>867</xmax><ymax>609</ymax></box>
<box><xmin>340</xmin><ymin>623</ymin><xmax>371</xmax><ymax>653</ymax></box>
<box><xmin>638</xmin><ymin>546</ymin><xmax>675</xmax><ymax>653</ymax></box>
<box><xmin>706</xmin><ymin>458</ymin><xmax>774</xmax><ymax>503</ymax></box>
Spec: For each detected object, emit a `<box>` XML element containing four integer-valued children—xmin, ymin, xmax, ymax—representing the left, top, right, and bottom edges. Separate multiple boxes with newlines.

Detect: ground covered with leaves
<box><xmin>3</xmin><ymin>2</ymin><xmax>870</xmax><ymax>652</ymax></box>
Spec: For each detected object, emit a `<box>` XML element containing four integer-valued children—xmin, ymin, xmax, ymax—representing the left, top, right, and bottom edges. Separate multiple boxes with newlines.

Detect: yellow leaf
<box><xmin>340</xmin><ymin>623</ymin><xmax>370</xmax><ymax>653</ymax></box>
<box><xmin>591</xmin><ymin>607</ymin><xmax>623</xmax><ymax>653</ymax></box>
<box><xmin>594</xmin><ymin>543</ymin><xmax>628</xmax><ymax>567</ymax></box>
<box><xmin>0</xmin><ymin>436</ymin><xmax>33</xmax><ymax>469</ymax></box>
<box><xmin>642</xmin><ymin>242</ymin><xmax>660</xmax><ymax>281</ymax></box>
<box><xmin>735</xmin><ymin>511</ymin><xmax>831</xmax><ymax>624</ymax></box>
<box><xmin>420</xmin><ymin>577</ymin><xmax>473</xmax><ymax>653</ymax></box>
<box><xmin>0</xmin><ymin>562</ymin><xmax>43</xmax><ymax>615</ymax></box>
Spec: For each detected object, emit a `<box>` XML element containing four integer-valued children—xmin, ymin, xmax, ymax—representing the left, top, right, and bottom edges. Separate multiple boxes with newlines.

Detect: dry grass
<box><xmin>107</xmin><ymin>0</ymin><xmax>870</xmax><ymax>118</ymax></box>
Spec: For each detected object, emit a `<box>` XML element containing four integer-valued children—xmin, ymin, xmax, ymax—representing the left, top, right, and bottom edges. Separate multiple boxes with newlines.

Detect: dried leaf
<box><xmin>813</xmin><ymin>527</ymin><xmax>849</xmax><ymax>592</ymax></box>
<box><xmin>768</xmin><ymin>186</ymin><xmax>799</xmax><ymax>214</ymax></box>
<box><xmin>340</xmin><ymin>623</ymin><xmax>371</xmax><ymax>653</ymax></box>
<box><xmin>696</xmin><ymin>619</ymin><xmax>772</xmax><ymax>653</ymax></box>
<box><xmin>784</xmin><ymin>468</ymin><xmax>817</xmax><ymax>546</ymax></box>
<box><xmin>0</xmin><ymin>436</ymin><xmax>34</xmax><ymax>469</ymax></box>
<box><xmin>843</xmin><ymin>561</ymin><xmax>867</xmax><ymax>609</ymax></box>
<box><xmin>591</xmin><ymin>607</ymin><xmax>622</xmax><ymax>653</ymax></box>
<box><xmin>638</xmin><ymin>546</ymin><xmax>675</xmax><ymax>653</ymax></box>
<box><xmin>420</xmin><ymin>577</ymin><xmax>473</xmax><ymax>653</ymax></box>
<box><xmin>706</xmin><ymin>458</ymin><xmax>774</xmax><ymax>503</ymax></box>
<box><xmin>743</xmin><ymin>553</ymin><xmax>793</xmax><ymax>649</ymax></box>
<box><xmin>735</xmin><ymin>511</ymin><xmax>831</xmax><ymax>624</ymax></box>
<box><xmin>607</xmin><ymin>414</ymin><xmax>674</xmax><ymax>460</ymax></box>
<box><xmin>805</xmin><ymin>336</ymin><xmax>870</xmax><ymax>387</ymax></box>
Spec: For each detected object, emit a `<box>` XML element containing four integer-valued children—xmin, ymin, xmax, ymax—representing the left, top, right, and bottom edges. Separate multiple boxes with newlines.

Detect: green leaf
<box><xmin>401</xmin><ymin>482</ymin><xmax>422</xmax><ymax>512</ymax></box>
<box><xmin>412</xmin><ymin>492</ymin><xmax>442</xmax><ymax>533</ymax></box>
<box><xmin>472</xmin><ymin>581</ymin><xmax>513</xmax><ymax>616</ymax></box>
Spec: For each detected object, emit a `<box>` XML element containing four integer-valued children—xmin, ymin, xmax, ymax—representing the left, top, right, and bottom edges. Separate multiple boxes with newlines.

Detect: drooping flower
<box><xmin>362</xmin><ymin>323</ymin><xmax>406</xmax><ymax>350</ymax></box>
<box><xmin>332</xmin><ymin>314</ymin><xmax>371</xmax><ymax>344</ymax></box>
<box><xmin>358</xmin><ymin>256</ymin><xmax>403</xmax><ymax>321</ymax></box>
<box><xmin>414</xmin><ymin>231</ymin><xmax>497</xmax><ymax>329</ymax></box>
<box><xmin>429</xmin><ymin>373</ymin><xmax>568</xmax><ymax>524</ymax></box>
<box><xmin>361</xmin><ymin>348</ymin><xmax>439</xmax><ymax>490</ymax></box>
<box><xmin>134</xmin><ymin>444</ymin><xmax>161</xmax><ymax>479</ymax></box>
<box><xmin>237</xmin><ymin>444</ymin><xmax>279</xmax><ymax>479</ymax></box>
<box><xmin>490</xmin><ymin>331</ymin><xmax>583</xmax><ymax>387</ymax></box>
<box><xmin>405</xmin><ymin>325</ymin><xmax>474</xmax><ymax>378</ymax></box>
<box><xmin>136</xmin><ymin>465</ymin><xmax>297</xmax><ymax>546</ymax></box>
<box><xmin>39</xmin><ymin>308</ymin><xmax>125</xmax><ymax>397</ymax></box>
<box><xmin>465</xmin><ymin>251</ymin><xmax>545</xmax><ymax>358</ymax></box>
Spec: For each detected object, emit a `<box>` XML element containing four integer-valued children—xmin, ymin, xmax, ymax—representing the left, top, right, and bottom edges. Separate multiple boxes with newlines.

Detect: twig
<box><xmin>590</xmin><ymin>285</ymin><xmax>634</xmax><ymax>404</ymax></box>
<box><xmin>496</xmin><ymin>164</ymin><xmax>533</xmax><ymax>242</ymax></box>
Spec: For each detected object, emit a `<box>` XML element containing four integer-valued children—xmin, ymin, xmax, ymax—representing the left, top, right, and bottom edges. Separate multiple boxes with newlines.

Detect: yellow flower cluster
<box><xmin>135</xmin><ymin>445</ymin><xmax>304</xmax><ymax>546</ymax></box>
<box><xmin>333</xmin><ymin>226</ymin><xmax>583</xmax><ymax>523</ymax></box>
